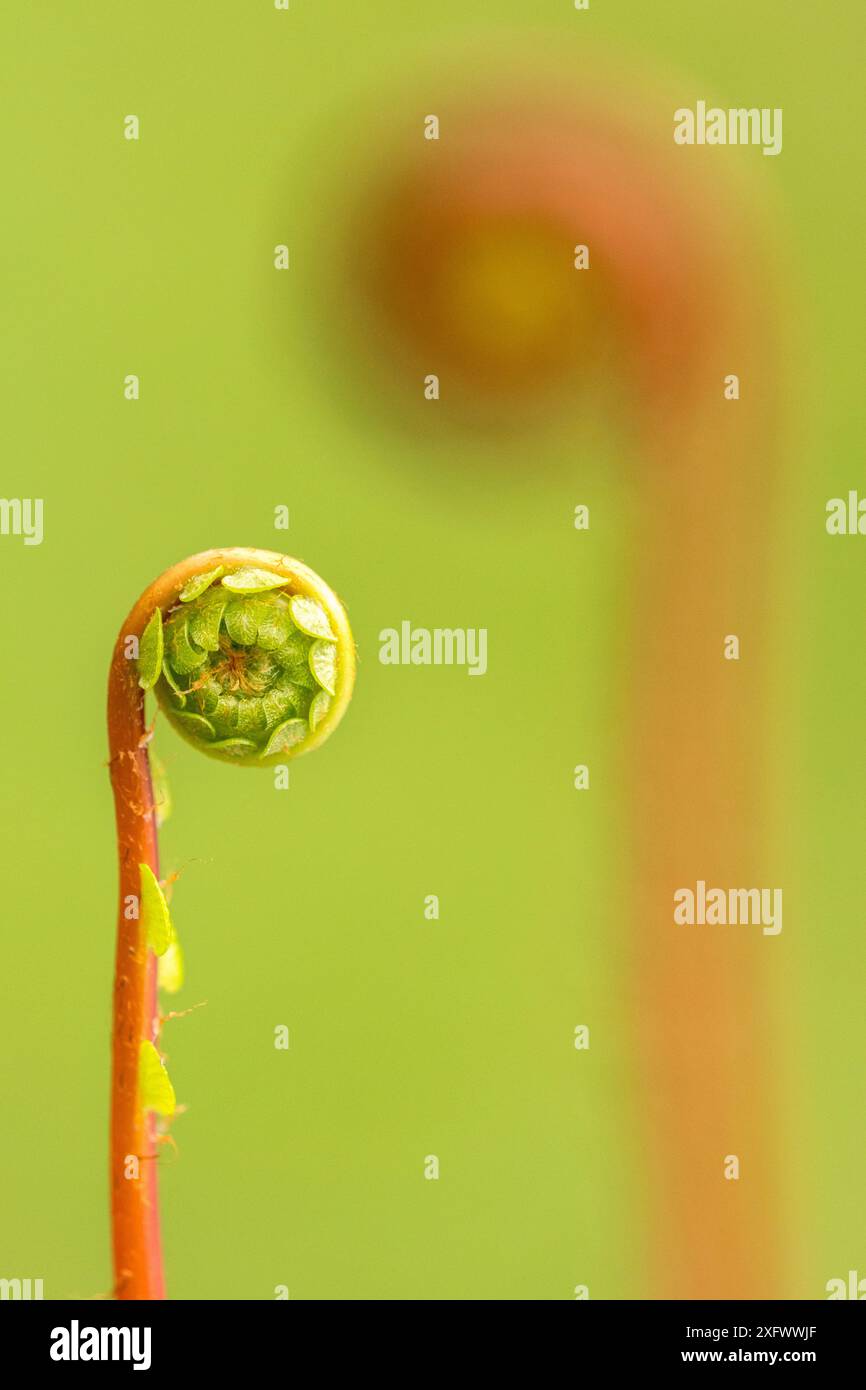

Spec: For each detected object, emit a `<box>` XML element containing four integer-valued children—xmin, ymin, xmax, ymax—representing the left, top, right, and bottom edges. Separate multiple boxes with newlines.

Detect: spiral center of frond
<box><xmin>139</xmin><ymin>565</ymin><xmax>343</xmax><ymax>763</ymax></box>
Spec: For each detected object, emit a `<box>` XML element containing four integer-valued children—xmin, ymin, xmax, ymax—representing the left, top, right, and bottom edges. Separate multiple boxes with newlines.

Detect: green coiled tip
<box><xmin>137</xmin><ymin>557</ymin><xmax>355</xmax><ymax>766</ymax></box>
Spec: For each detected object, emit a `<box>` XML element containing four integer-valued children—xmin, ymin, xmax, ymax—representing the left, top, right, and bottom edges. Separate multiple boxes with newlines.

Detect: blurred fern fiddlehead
<box><xmin>107</xmin><ymin>548</ymin><xmax>355</xmax><ymax>1298</ymax></box>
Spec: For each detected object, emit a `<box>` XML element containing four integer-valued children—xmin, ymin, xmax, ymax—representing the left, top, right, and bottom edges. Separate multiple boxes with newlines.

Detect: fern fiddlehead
<box><xmin>107</xmin><ymin>548</ymin><xmax>355</xmax><ymax>1299</ymax></box>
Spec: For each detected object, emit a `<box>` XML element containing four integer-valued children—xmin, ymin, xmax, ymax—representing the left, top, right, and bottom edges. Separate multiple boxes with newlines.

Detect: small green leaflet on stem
<box><xmin>138</xmin><ymin>1040</ymin><xmax>176</xmax><ymax>1117</ymax></box>
<box><xmin>139</xmin><ymin>863</ymin><xmax>173</xmax><ymax>957</ymax></box>
<box><xmin>137</xmin><ymin>609</ymin><xmax>164</xmax><ymax>690</ymax></box>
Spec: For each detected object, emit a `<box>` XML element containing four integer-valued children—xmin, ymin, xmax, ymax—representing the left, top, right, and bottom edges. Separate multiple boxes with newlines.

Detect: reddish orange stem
<box><xmin>107</xmin><ymin>555</ymin><xmax>225</xmax><ymax>1299</ymax></box>
<box><xmin>107</xmin><ymin>546</ymin><xmax>347</xmax><ymax>1299</ymax></box>
<box><xmin>108</xmin><ymin>606</ymin><xmax>166</xmax><ymax>1299</ymax></box>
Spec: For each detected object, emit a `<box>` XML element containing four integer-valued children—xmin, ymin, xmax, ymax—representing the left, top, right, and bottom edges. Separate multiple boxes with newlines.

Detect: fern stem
<box><xmin>107</xmin><ymin>548</ymin><xmax>355</xmax><ymax>1299</ymax></box>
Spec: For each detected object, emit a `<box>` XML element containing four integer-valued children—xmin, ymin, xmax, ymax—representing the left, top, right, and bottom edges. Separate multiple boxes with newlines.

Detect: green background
<box><xmin>1</xmin><ymin>1</ymin><xmax>863</xmax><ymax>1299</ymax></box>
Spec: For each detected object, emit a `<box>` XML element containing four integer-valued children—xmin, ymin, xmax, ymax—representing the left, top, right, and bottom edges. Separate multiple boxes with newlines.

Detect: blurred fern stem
<box><xmin>107</xmin><ymin>548</ymin><xmax>355</xmax><ymax>1299</ymax></box>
